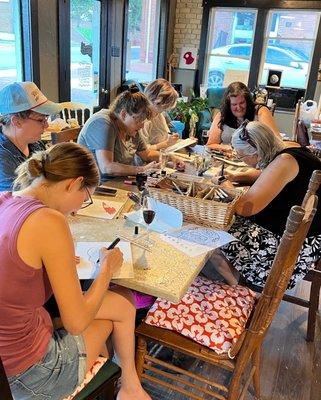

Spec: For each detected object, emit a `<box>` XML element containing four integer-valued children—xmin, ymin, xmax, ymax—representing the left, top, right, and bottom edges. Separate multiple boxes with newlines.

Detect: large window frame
<box><xmin>58</xmin><ymin>0</ymin><xmax>111</xmax><ymax>107</ymax></box>
<box><xmin>198</xmin><ymin>0</ymin><xmax>321</xmax><ymax>103</ymax></box>
<box><xmin>122</xmin><ymin>0</ymin><xmax>170</xmax><ymax>83</ymax></box>
<box><xmin>0</xmin><ymin>0</ymin><xmax>39</xmax><ymax>87</ymax></box>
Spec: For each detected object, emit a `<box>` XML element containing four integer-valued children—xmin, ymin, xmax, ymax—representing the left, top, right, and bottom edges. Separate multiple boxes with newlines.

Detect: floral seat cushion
<box><xmin>63</xmin><ymin>356</ymin><xmax>107</xmax><ymax>400</ymax></box>
<box><xmin>145</xmin><ymin>276</ymin><xmax>256</xmax><ymax>354</ymax></box>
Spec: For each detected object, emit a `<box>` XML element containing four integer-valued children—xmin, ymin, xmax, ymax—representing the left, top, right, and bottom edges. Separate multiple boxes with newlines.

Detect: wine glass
<box><xmin>201</xmin><ymin>130</ymin><xmax>209</xmax><ymax>145</ymax></box>
<box><xmin>142</xmin><ymin>196</ymin><xmax>156</xmax><ymax>248</ymax></box>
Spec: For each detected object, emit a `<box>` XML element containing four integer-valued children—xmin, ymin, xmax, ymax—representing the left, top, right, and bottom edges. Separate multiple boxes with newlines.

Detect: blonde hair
<box><xmin>109</xmin><ymin>90</ymin><xmax>152</xmax><ymax>120</ymax></box>
<box><xmin>232</xmin><ymin>121</ymin><xmax>285</xmax><ymax>168</ymax></box>
<box><xmin>144</xmin><ymin>79</ymin><xmax>178</xmax><ymax>110</ymax></box>
<box><xmin>13</xmin><ymin>142</ymin><xmax>99</xmax><ymax>190</ymax></box>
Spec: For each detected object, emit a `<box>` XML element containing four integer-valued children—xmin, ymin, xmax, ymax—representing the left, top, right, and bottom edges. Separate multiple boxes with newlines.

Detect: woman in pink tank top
<box><xmin>0</xmin><ymin>142</ymin><xmax>151</xmax><ymax>400</ymax></box>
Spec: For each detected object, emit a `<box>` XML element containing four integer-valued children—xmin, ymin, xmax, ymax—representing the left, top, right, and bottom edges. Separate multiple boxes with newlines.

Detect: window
<box><xmin>0</xmin><ymin>0</ymin><xmax>23</xmax><ymax>90</ymax></box>
<box><xmin>259</xmin><ymin>10</ymin><xmax>320</xmax><ymax>89</ymax></box>
<box><xmin>204</xmin><ymin>8</ymin><xmax>257</xmax><ymax>88</ymax></box>
<box><xmin>70</xmin><ymin>0</ymin><xmax>101</xmax><ymax>106</ymax></box>
<box><xmin>124</xmin><ymin>0</ymin><xmax>161</xmax><ymax>82</ymax></box>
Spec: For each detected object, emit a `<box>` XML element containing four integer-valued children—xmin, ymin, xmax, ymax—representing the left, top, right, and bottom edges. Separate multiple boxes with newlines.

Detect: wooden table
<box><xmin>69</xmin><ymin>187</ymin><xmax>211</xmax><ymax>303</ymax></box>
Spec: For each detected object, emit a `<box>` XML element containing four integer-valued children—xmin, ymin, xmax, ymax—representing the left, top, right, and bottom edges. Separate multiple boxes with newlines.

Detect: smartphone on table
<box><xmin>94</xmin><ymin>186</ymin><xmax>117</xmax><ymax>196</ymax></box>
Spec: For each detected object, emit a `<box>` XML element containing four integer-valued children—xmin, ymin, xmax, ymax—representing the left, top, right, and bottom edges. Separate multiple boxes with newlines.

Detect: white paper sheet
<box><xmin>75</xmin><ymin>241</ymin><xmax>134</xmax><ymax>279</ymax></box>
<box><xmin>77</xmin><ymin>198</ymin><xmax>124</xmax><ymax>220</ymax></box>
<box><xmin>160</xmin><ymin>224</ymin><xmax>236</xmax><ymax>257</ymax></box>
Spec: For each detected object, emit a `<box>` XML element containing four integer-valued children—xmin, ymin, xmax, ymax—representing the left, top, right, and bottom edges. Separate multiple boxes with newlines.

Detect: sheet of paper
<box><xmin>77</xmin><ymin>198</ymin><xmax>124</xmax><ymax>220</ymax></box>
<box><xmin>160</xmin><ymin>224</ymin><xmax>236</xmax><ymax>257</ymax></box>
<box><xmin>204</xmin><ymin>163</ymin><xmax>251</xmax><ymax>178</ymax></box>
<box><xmin>165</xmin><ymin>138</ymin><xmax>197</xmax><ymax>153</ymax></box>
<box><xmin>124</xmin><ymin>197</ymin><xmax>183</xmax><ymax>233</ymax></box>
<box><xmin>75</xmin><ymin>241</ymin><xmax>134</xmax><ymax>280</ymax></box>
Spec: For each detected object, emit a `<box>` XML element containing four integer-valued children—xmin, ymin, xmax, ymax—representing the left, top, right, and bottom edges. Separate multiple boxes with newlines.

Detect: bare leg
<box><xmin>82</xmin><ymin>286</ymin><xmax>151</xmax><ymax>400</ymax></box>
<box><xmin>208</xmin><ymin>249</ymin><xmax>239</xmax><ymax>285</ymax></box>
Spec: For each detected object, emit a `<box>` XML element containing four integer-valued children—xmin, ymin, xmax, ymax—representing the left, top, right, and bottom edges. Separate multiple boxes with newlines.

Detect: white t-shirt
<box><xmin>140</xmin><ymin>113</ymin><xmax>169</xmax><ymax>146</ymax></box>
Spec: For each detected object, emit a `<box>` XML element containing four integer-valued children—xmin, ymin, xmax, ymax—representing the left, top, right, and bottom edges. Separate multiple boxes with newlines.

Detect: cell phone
<box><xmin>94</xmin><ymin>187</ymin><xmax>117</xmax><ymax>196</ymax></box>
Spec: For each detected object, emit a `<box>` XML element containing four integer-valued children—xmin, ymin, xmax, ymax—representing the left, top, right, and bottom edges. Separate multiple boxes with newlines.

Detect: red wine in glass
<box><xmin>143</xmin><ymin>210</ymin><xmax>156</xmax><ymax>225</ymax></box>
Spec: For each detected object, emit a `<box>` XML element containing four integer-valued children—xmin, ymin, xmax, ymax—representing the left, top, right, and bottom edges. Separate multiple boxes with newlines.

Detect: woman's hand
<box><xmin>141</xmin><ymin>161</ymin><xmax>160</xmax><ymax>173</ymax></box>
<box><xmin>223</xmin><ymin>170</ymin><xmax>239</xmax><ymax>182</ymax></box>
<box><xmin>99</xmin><ymin>247</ymin><xmax>123</xmax><ymax>277</ymax></box>
<box><xmin>168</xmin><ymin>155</ymin><xmax>185</xmax><ymax>171</ymax></box>
<box><xmin>220</xmin><ymin>144</ymin><xmax>233</xmax><ymax>156</ymax></box>
<box><xmin>166</xmin><ymin>133</ymin><xmax>179</xmax><ymax>147</ymax></box>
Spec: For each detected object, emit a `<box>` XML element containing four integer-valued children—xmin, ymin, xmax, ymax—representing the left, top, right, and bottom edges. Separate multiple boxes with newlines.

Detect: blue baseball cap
<box><xmin>0</xmin><ymin>81</ymin><xmax>64</xmax><ymax>115</ymax></box>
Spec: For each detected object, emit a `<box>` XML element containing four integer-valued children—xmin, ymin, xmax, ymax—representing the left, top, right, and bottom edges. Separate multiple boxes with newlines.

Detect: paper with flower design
<box><xmin>160</xmin><ymin>224</ymin><xmax>236</xmax><ymax>257</ymax></box>
<box><xmin>75</xmin><ymin>241</ymin><xmax>133</xmax><ymax>279</ymax></box>
<box><xmin>77</xmin><ymin>198</ymin><xmax>124</xmax><ymax>220</ymax></box>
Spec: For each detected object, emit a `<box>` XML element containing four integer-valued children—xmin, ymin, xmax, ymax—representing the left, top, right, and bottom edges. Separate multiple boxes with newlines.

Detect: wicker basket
<box><xmin>148</xmin><ymin>178</ymin><xmax>242</xmax><ymax>230</ymax></box>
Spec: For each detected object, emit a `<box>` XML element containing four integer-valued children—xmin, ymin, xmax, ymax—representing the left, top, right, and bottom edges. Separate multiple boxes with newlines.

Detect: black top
<box><xmin>252</xmin><ymin>147</ymin><xmax>321</xmax><ymax>236</ymax></box>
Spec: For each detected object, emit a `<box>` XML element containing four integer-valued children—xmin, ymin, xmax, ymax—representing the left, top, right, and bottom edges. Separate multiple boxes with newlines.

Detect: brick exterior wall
<box><xmin>173</xmin><ymin>0</ymin><xmax>203</xmax><ymax>67</ymax></box>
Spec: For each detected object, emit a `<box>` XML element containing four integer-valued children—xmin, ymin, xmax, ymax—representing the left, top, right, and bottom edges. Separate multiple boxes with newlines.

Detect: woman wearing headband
<box><xmin>209</xmin><ymin>120</ymin><xmax>321</xmax><ymax>289</ymax></box>
<box><xmin>206</xmin><ymin>82</ymin><xmax>280</xmax><ymax>155</ymax></box>
<box><xmin>0</xmin><ymin>142</ymin><xmax>151</xmax><ymax>400</ymax></box>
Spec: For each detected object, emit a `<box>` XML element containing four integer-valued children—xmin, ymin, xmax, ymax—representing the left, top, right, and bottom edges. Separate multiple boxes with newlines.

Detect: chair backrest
<box><xmin>232</xmin><ymin>194</ymin><xmax>318</xmax><ymax>360</ymax></box>
<box><xmin>302</xmin><ymin>170</ymin><xmax>321</xmax><ymax>208</ymax></box>
<box><xmin>51</xmin><ymin>127</ymin><xmax>81</xmax><ymax>144</ymax></box>
<box><xmin>0</xmin><ymin>357</ymin><xmax>14</xmax><ymax>400</ymax></box>
<box><xmin>60</xmin><ymin>104</ymin><xmax>92</xmax><ymax>127</ymax></box>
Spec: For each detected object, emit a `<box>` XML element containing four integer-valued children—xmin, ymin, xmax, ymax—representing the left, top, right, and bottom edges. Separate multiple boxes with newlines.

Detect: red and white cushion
<box><xmin>145</xmin><ymin>276</ymin><xmax>256</xmax><ymax>354</ymax></box>
<box><xmin>63</xmin><ymin>356</ymin><xmax>108</xmax><ymax>400</ymax></box>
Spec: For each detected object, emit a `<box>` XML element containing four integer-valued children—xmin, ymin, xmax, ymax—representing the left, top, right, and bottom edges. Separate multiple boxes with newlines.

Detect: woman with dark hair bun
<box><xmin>0</xmin><ymin>142</ymin><xmax>151</xmax><ymax>400</ymax></box>
<box><xmin>207</xmin><ymin>81</ymin><xmax>280</xmax><ymax>155</ymax></box>
<box><xmin>78</xmin><ymin>90</ymin><xmax>160</xmax><ymax>178</ymax></box>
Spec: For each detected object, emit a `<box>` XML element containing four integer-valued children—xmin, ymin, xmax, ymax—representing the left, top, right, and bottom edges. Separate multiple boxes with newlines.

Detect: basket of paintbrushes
<box><xmin>148</xmin><ymin>177</ymin><xmax>242</xmax><ymax>230</ymax></box>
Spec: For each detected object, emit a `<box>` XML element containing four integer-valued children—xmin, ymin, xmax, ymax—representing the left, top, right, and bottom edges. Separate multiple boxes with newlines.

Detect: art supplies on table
<box><xmin>75</xmin><ymin>240</ymin><xmax>134</xmax><ymax>280</ymax></box>
<box><xmin>165</xmin><ymin>137</ymin><xmax>198</xmax><ymax>153</ymax></box>
<box><xmin>77</xmin><ymin>198</ymin><xmax>125</xmax><ymax>220</ymax></box>
<box><xmin>160</xmin><ymin>224</ymin><xmax>236</xmax><ymax>257</ymax></box>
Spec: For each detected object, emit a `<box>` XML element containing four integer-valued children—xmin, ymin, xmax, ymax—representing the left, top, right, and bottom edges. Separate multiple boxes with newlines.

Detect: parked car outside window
<box><xmin>206</xmin><ymin>43</ymin><xmax>309</xmax><ymax>89</ymax></box>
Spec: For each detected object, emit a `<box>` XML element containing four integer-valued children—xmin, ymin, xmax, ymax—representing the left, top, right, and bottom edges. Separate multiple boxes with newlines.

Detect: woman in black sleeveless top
<box><xmin>211</xmin><ymin>120</ymin><xmax>321</xmax><ymax>289</ymax></box>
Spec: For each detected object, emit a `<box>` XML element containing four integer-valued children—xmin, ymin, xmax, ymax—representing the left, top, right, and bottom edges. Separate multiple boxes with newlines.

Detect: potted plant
<box><xmin>168</xmin><ymin>92</ymin><xmax>209</xmax><ymax>140</ymax></box>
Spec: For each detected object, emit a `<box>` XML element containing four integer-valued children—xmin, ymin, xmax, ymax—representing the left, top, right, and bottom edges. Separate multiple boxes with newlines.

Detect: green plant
<box><xmin>169</xmin><ymin>94</ymin><xmax>209</xmax><ymax>124</ymax></box>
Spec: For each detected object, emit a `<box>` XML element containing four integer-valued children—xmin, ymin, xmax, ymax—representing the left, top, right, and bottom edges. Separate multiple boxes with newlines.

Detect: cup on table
<box><xmin>201</xmin><ymin>130</ymin><xmax>209</xmax><ymax>145</ymax></box>
<box><xmin>159</xmin><ymin>149</ymin><xmax>168</xmax><ymax>170</ymax></box>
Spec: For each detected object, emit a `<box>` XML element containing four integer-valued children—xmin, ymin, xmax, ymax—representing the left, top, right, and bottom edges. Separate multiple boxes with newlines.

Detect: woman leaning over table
<box><xmin>78</xmin><ymin>89</ymin><xmax>160</xmax><ymax>179</ymax></box>
<box><xmin>209</xmin><ymin>120</ymin><xmax>321</xmax><ymax>289</ymax></box>
<box><xmin>142</xmin><ymin>78</ymin><xmax>179</xmax><ymax>150</ymax></box>
<box><xmin>206</xmin><ymin>81</ymin><xmax>280</xmax><ymax>155</ymax></box>
<box><xmin>0</xmin><ymin>142</ymin><xmax>151</xmax><ymax>400</ymax></box>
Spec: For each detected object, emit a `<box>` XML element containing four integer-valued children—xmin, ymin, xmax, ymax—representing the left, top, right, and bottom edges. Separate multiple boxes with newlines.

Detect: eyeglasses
<box><xmin>80</xmin><ymin>187</ymin><xmax>93</xmax><ymax>209</ymax></box>
<box><xmin>28</xmin><ymin>115</ymin><xmax>49</xmax><ymax>125</ymax></box>
<box><xmin>239</xmin><ymin>119</ymin><xmax>256</xmax><ymax>149</ymax></box>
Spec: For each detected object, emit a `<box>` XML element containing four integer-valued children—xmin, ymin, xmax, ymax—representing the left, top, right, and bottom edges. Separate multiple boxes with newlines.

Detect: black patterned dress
<box><xmin>220</xmin><ymin>147</ymin><xmax>321</xmax><ymax>289</ymax></box>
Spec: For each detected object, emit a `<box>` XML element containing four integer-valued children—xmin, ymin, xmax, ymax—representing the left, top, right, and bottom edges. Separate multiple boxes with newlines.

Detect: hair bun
<box><xmin>27</xmin><ymin>158</ymin><xmax>44</xmax><ymax>178</ymax></box>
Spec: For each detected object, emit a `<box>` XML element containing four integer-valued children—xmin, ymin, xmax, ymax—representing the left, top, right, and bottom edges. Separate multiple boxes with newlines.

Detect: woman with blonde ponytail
<box><xmin>0</xmin><ymin>142</ymin><xmax>151</xmax><ymax>400</ymax></box>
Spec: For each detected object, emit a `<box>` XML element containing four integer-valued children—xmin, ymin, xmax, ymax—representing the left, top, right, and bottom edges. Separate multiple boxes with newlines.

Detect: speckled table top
<box><xmin>69</xmin><ymin>188</ymin><xmax>210</xmax><ymax>302</ymax></box>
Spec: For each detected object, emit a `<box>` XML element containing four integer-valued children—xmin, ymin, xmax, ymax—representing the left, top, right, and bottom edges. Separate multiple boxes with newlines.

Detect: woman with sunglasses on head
<box><xmin>208</xmin><ymin>120</ymin><xmax>321</xmax><ymax>289</ymax></box>
<box><xmin>78</xmin><ymin>89</ymin><xmax>161</xmax><ymax>179</ymax></box>
<box><xmin>206</xmin><ymin>81</ymin><xmax>280</xmax><ymax>156</ymax></box>
<box><xmin>0</xmin><ymin>141</ymin><xmax>151</xmax><ymax>400</ymax></box>
<box><xmin>0</xmin><ymin>81</ymin><xmax>65</xmax><ymax>192</ymax></box>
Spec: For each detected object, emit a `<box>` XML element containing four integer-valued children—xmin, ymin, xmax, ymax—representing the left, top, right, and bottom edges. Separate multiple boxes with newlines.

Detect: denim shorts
<box><xmin>8</xmin><ymin>329</ymin><xmax>87</xmax><ymax>400</ymax></box>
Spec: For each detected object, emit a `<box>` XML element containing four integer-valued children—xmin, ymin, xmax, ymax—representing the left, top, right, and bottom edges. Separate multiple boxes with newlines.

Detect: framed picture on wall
<box><xmin>179</xmin><ymin>47</ymin><xmax>198</xmax><ymax>70</ymax></box>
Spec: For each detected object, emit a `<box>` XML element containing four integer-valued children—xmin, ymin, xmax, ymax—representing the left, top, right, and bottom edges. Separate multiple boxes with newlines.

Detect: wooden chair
<box><xmin>0</xmin><ymin>355</ymin><xmax>121</xmax><ymax>400</ymax></box>
<box><xmin>248</xmin><ymin>170</ymin><xmax>321</xmax><ymax>342</ymax></box>
<box><xmin>60</xmin><ymin>105</ymin><xmax>92</xmax><ymax>127</ymax></box>
<box><xmin>51</xmin><ymin>127</ymin><xmax>81</xmax><ymax>144</ymax></box>
<box><xmin>135</xmin><ymin>195</ymin><xmax>318</xmax><ymax>400</ymax></box>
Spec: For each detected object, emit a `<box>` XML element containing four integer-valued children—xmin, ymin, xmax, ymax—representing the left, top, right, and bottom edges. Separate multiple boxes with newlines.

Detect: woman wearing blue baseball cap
<box><xmin>0</xmin><ymin>81</ymin><xmax>64</xmax><ymax>191</ymax></box>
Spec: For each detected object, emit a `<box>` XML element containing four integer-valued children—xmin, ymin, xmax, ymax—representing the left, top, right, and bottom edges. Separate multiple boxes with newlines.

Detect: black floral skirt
<box><xmin>221</xmin><ymin>217</ymin><xmax>321</xmax><ymax>289</ymax></box>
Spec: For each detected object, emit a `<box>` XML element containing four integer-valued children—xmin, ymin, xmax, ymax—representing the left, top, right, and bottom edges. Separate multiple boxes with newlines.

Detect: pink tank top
<box><xmin>0</xmin><ymin>192</ymin><xmax>53</xmax><ymax>376</ymax></box>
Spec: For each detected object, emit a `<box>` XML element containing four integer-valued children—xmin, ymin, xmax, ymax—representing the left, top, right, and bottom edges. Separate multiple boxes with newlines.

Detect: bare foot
<box><xmin>116</xmin><ymin>385</ymin><xmax>152</xmax><ymax>400</ymax></box>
